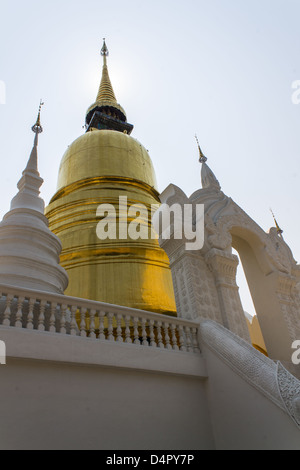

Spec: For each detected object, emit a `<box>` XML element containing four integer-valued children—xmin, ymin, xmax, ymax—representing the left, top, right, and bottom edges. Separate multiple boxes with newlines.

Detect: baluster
<box><xmin>38</xmin><ymin>300</ymin><xmax>47</xmax><ymax>331</ymax></box>
<box><xmin>156</xmin><ymin>321</ymin><xmax>164</xmax><ymax>349</ymax></box>
<box><xmin>133</xmin><ymin>316</ymin><xmax>140</xmax><ymax>345</ymax></box>
<box><xmin>27</xmin><ymin>298</ymin><xmax>35</xmax><ymax>330</ymax></box>
<box><xmin>65</xmin><ymin>307</ymin><xmax>72</xmax><ymax>334</ymax></box>
<box><xmin>163</xmin><ymin>322</ymin><xmax>172</xmax><ymax>350</ymax></box>
<box><xmin>116</xmin><ymin>314</ymin><xmax>123</xmax><ymax>342</ymax></box>
<box><xmin>178</xmin><ymin>325</ymin><xmax>186</xmax><ymax>352</ymax></box>
<box><xmin>141</xmin><ymin>318</ymin><xmax>148</xmax><ymax>346</ymax></box>
<box><xmin>49</xmin><ymin>302</ymin><xmax>57</xmax><ymax>333</ymax></box>
<box><xmin>70</xmin><ymin>305</ymin><xmax>78</xmax><ymax>336</ymax></box>
<box><xmin>3</xmin><ymin>294</ymin><xmax>13</xmax><ymax>327</ymax></box>
<box><xmin>60</xmin><ymin>304</ymin><xmax>67</xmax><ymax>334</ymax></box>
<box><xmin>98</xmin><ymin>311</ymin><xmax>106</xmax><ymax>340</ymax></box>
<box><xmin>192</xmin><ymin>327</ymin><xmax>200</xmax><ymax>353</ymax></box>
<box><xmin>124</xmin><ymin>315</ymin><xmax>132</xmax><ymax>343</ymax></box>
<box><xmin>184</xmin><ymin>326</ymin><xmax>192</xmax><ymax>352</ymax></box>
<box><xmin>149</xmin><ymin>320</ymin><xmax>156</xmax><ymax>348</ymax></box>
<box><xmin>107</xmin><ymin>312</ymin><xmax>114</xmax><ymax>341</ymax></box>
<box><xmin>15</xmin><ymin>296</ymin><xmax>25</xmax><ymax>328</ymax></box>
<box><xmin>80</xmin><ymin>308</ymin><xmax>87</xmax><ymax>337</ymax></box>
<box><xmin>171</xmin><ymin>323</ymin><xmax>179</xmax><ymax>351</ymax></box>
<box><xmin>89</xmin><ymin>309</ymin><xmax>96</xmax><ymax>339</ymax></box>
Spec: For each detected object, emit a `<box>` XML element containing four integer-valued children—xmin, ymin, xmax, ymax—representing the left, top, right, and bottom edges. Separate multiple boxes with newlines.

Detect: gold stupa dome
<box><xmin>45</xmin><ymin>40</ymin><xmax>176</xmax><ymax>316</ymax></box>
<box><xmin>55</xmin><ymin>130</ymin><xmax>158</xmax><ymax>195</ymax></box>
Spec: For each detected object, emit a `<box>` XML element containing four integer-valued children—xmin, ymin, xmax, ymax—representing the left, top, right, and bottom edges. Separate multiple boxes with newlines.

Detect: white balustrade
<box><xmin>0</xmin><ymin>283</ymin><xmax>201</xmax><ymax>354</ymax></box>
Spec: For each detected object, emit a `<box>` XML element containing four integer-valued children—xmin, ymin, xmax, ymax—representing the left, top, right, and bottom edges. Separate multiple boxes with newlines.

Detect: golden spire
<box><xmin>96</xmin><ymin>39</ymin><xmax>118</xmax><ymax>104</ymax></box>
<box><xmin>270</xmin><ymin>208</ymin><xmax>284</xmax><ymax>238</ymax></box>
<box><xmin>195</xmin><ymin>134</ymin><xmax>207</xmax><ymax>163</ymax></box>
<box><xmin>85</xmin><ymin>39</ymin><xmax>129</xmax><ymax>129</ymax></box>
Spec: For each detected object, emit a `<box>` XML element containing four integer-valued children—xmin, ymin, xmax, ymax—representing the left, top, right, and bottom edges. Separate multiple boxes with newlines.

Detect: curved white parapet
<box><xmin>199</xmin><ymin>318</ymin><xmax>300</xmax><ymax>428</ymax></box>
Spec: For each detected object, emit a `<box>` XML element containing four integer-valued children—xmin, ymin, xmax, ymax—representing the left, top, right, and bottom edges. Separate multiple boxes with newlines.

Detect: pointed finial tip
<box><xmin>101</xmin><ymin>38</ymin><xmax>109</xmax><ymax>57</ymax></box>
<box><xmin>195</xmin><ymin>134</ymin><xmax>207</xmax><ymax>163</ymax></box>
<box><xmin>32</xmin><ymin>100</ymin><xmax>44</xmax><ymax>134</ymax></box>
<box><xmin>270</xmin><ymin>208</ymin><xmax>283</xmax><ymax>236</ymax></box>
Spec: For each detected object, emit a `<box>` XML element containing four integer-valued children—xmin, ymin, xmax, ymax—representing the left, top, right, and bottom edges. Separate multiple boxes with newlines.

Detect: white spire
<box><xmin>10</xmin><ymin>115</ymin><xmax>44</xmax><ymax>213</ymax></box>
<box><xmin>195</xmin><ymin>135</ymin><xmax>221</xmax><ymax>191</ymax></box>
<box><xmin>201</xmin><ymin>162</ymin><xmax>221</xmax><ymax>191</ymax></box>
<box><xmin>24</xmin><ymin>132</ymin><xmax>39</xmax><ymax>174</ymax></box>
<box><xmin>0</xmin><ymin>104</ymin><xmax>69</xmax><ymax>294</ymax></box>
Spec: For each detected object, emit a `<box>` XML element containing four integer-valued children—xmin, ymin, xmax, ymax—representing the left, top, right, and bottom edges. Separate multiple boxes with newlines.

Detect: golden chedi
<box><xmin>45</xmin><ymin>40</ymin><xmax>176</xmax><ymax>315</ymax></box>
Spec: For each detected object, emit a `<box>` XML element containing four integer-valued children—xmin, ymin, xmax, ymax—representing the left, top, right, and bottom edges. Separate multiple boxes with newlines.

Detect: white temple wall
<box><xmin>0</xmin><ymin>357</ymin><xmax>214</xmax><ymax>451</ymax></box>
<box><xmin>0</xmin><ymin>326</ymin><xmax>212</xmax><ymax>450</ymax></box>
<box><xmin>0</xmin><ymin>323</ymin><xmax>299</xmax><ymax>450</ymax></box>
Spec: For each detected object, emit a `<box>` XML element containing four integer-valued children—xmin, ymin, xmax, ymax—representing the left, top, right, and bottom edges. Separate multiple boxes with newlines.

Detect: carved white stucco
<box><xmin>199</xmin><ymin>318</ymin><xmax>300</xmax><ymax>429</ymax></box>
<box><xmin>158</xmin><ymin>160</ymin><xmax>300</xmax><ymax>363</ymax></box>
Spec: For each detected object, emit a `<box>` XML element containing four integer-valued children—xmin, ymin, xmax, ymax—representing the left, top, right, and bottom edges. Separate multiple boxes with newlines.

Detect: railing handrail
<box><xmin>0</xmin><ymin>282</ymin><xmax>199</xmax><ymax>328</ymax></box>
<box><xmin>0</xmin><ymin>283</ymin><xmax>201</xmax><ymax>354</ymax></box>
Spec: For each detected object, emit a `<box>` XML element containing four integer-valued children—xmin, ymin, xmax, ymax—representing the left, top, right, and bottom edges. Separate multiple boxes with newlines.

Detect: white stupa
<box><xmin>0</xmin><ymin>103</ymin><xmax>68</xmax><ymax>294</ymax></box>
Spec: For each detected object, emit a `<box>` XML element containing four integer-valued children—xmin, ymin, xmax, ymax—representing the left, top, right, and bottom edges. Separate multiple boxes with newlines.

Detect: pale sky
<box><xmin>1</xmin><ymin>0</ymin><xmax>300</xmax><ymax>316</ymax></box>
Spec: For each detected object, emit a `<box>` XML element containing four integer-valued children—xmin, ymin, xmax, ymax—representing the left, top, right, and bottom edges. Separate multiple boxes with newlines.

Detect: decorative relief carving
<box><xmin>160</xmin><ymin>182</ymin><xmax>300</xmax><ymax>361</ymax></box>
<box><xmin>266</xmin><ymin>228</ymin><xmax>297</xmax><ymax>274</ymax></box>
<box><xmin>199</xmin><ymin>319</ymin><xmax>285</xmax><ymax>411</ymax></box>
<box><xmin>189</xmin><ymin>257</ymin><xmax>222</xmax><ymax>324</ymax></box>
<box><xmin>205</xmin><ymin>214</ymin><xmax>232</xmax><ymax>252</ymax></box>
<box><xmin>171</xmin><ymin>253</ymin><xmax>223</xmax><ymax>323</ymax></box>
<box><xmin>162</xmin><ymin>183</ymin><xmax>299</xmax><ymax>282</ymax></box>
<box><xmin>203</xmin><ymin>199</ymin><xmax>297</xmax><ymax>278</ymax></box>
<box><xmin>273</xmin><ymin>274</ymin><xmax>300</xmax><ymax>340</ymax></box>
<box><xmin>277</xmin><ymin>362</ymin><xmax>300</xmax><ymax>428</ymax></box>
<box><xmin>205</xmin><ymin>248</ymin><xmax>239</xmax><ymax>284</ymax></box>
<box><xmin>276</xmin><ymin>273</ymin><xmax>298</xmax><ymax>299</ymax></box>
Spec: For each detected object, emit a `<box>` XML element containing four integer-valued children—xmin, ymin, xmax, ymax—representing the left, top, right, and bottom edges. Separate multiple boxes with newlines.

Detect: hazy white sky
<box><xmin>1</xmin><ymin>0</ymin><xmax>300</xmax><ymax>316</ymax></box>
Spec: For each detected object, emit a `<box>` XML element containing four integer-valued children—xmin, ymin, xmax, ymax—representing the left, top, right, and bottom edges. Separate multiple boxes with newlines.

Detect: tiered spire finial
<box><xmin>9</xmin><ymin>101</ymin><xmax>45</xmax><ymax>213</ymax></box>
<box><xmin>25</xmin><ymin>100</ymin><xmax>44</xmax><ymax>175</ymax></box>
<box><xmin>32</xmin><ymin>100</ymin><xmax>44</xmax><ymax>134</ymax></box>
<box><xmin>101</xmin><ymin>38</ymin><xmax>109</xmax><ymax>59</ymax></box>
<box><xmin>270</xmin><ymin>208</ymin><xmax>284</xmax><ymax>238</ymax></box>
<box><xmin>85</xmin><ymin>39</ymin><xmax>133</xmax><ymax>134</ymax></box>
<box><xmin>96</xmin><ymin>39</ymin><xmax>117</xmax><ymax>105</ymax></box>
<box><xmin>195</xmin><ymin>134</ymin><xmax>207</xmax><ymax>163</ymax></box>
